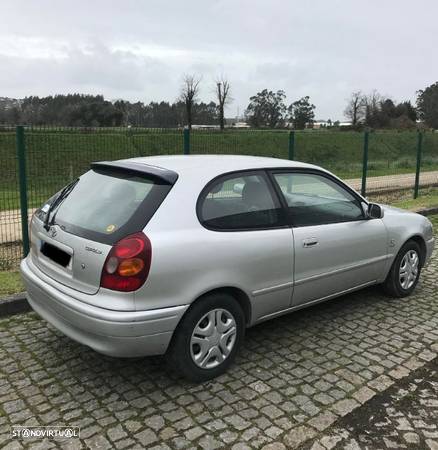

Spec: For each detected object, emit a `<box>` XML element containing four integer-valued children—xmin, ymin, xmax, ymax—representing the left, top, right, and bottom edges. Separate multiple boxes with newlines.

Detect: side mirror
<box><xmin>367</xmin><ymin>203</ymin><xmax>384</xmax><ymax>219</ymax></box>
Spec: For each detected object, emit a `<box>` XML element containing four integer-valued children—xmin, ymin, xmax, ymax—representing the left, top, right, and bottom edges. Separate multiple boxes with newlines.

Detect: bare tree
<box><xmin>180</xmin><ymin>74</ymin><xmax>201</xmax><ymax>129</ymax></box>
<box><xmin>364</xmin><ymin>90</ymin><xmax>384</xmax><ymax>128</ymax></box>
<box><xmin>365</xmin><ymin>90</ymin><xmax>382</xmax><ymax>111</ymax></box>
<box><xmin>215</xmin><ymin>77</ymin><xmax>232</xmax><ymax>130</ymax></box>
<box><xmin>344</xmin><ymin>91</ymin><xmax>366</xmax><ymax>126</ymax></box>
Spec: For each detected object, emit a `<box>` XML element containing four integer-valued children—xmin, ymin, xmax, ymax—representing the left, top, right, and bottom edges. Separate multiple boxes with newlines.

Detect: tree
<box><xmin>180</xmin><ymin>74</ymin><xmax>201</xmax><ymax>129</ymax></box>
<box><xmin>215</xmin><ymin>77</ymin><xmax>232</xmax><ymax>130</ymax></box>
<box><xmin>193</xmin><ymin>101</ymin><xmax>218</xmax><ymax>125</ymax></box>
<box><xmin>377</xmin><ymin>98</ymin><xmax>397</xmax><ymax>128</ymax></box>
<box><xmin>364</xmin><ymin>90</ymin><xmax>383</xmax><ymax>128</ymax></box>
<box><xmin>362</xmin><ymin>90</ymin><xmax>417</xmax><ymax>129</ymax></box>
<box><xmin>245</xmin><ymin>89</ymin><xmax>286</xmax><ymax>128</ymax></box>
<box><xmin>114</xmin><ymin>100</ymin><xmax>131</xmax><ymax>126</ymax></box>
<box><xmin>344</xmin><ymin>91</ymin><xmax>365</xmax><ymax>126</ymax></box>
<box><xmin>288</xmin><ymin>96</ymin><xmax>315</xmax><ymax>130</ymax></box>
<box><xmin>395</xmin><ymin>101</ymin><xmax>417</xmax><ymax>123</ymax></box>
<box><xmin>417</xmin><ymin>82</ymin><xmax>438</xmax><ymax>128</ymax></box>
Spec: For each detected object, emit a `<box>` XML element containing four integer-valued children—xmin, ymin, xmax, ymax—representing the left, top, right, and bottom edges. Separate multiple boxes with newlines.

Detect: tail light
<box><xmin>100</xmin><ymin>232</ymin><xmax>152</xmax><ymax>292</ymax></box>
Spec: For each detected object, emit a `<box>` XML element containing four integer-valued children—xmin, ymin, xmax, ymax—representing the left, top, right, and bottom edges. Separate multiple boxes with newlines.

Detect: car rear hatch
<box><xmin>30</xmin><ymin>160</ymin><xmax>177</xmax><ymax>295</ymax></box>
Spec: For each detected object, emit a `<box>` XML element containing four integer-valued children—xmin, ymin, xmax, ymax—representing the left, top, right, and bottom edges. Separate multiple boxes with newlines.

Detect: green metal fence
<box><xmin>1</xmin><ymin>125</ymin><xmax>437</xmax><ymax>270</ymax></box>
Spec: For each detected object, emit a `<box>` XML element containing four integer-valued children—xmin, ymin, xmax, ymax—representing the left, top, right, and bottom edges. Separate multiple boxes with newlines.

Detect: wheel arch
<box><xmin>406</xmin><ymin>234</ymin><xmax>427</xmax><ymax>266</ymax></box>
<box><xmin>187</xmin><ymin>286</ymin><xmax>252</xmax><ymax>326</ymax></box>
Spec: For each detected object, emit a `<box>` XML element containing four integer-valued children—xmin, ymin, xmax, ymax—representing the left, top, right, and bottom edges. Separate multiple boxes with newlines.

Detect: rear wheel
<box><xmin>167</xmin><ymin>293</ymin><xmax>245</xmax><ymax>382</ymax></box>
<box><xmin>383</xmin><ymin>240</ymin><xmax>422</xmax><ymax>298</ymax></box>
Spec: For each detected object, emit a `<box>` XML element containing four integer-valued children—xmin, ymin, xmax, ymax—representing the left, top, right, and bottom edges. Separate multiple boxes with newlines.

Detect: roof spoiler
<box><xmin>90</xmin><ymin>161</ymin><xmax>178</xmax><ymax>184</ymax></box>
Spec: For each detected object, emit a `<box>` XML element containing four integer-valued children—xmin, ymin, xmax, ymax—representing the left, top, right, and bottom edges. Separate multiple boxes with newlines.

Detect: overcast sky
<box><xmin>1</xmin><ymin>0</ymin><xmax>437</xmax><ymax>120</ymax></box>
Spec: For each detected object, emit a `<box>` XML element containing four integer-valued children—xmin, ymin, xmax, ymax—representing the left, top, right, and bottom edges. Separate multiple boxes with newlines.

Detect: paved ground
<box><xmin>0</xmin><ymin>249</ymin><xmax>437</xmax><ymax>448</ymax></box>
<box><xmin>304</xmin><ymin>357</ymin><xmax>438</xmax><ymax>450</ymax></box>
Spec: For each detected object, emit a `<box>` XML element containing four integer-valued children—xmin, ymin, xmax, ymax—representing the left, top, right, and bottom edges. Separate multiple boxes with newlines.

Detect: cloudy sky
<box><xmin>1</xmin><ymin>0</ymin><xmax>437</xmax><ymax>120</ymax></box>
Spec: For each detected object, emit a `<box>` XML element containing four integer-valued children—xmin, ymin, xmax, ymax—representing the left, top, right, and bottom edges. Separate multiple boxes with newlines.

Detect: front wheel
<box><xmin>166</xmin><ymin>293</ymin><xmax>245</xmax><ymax>382</ymax></box>
<box><xmin>383</xmin><ymin>240</ymin><xmax>422</xmax><ymax>298</ymax></box>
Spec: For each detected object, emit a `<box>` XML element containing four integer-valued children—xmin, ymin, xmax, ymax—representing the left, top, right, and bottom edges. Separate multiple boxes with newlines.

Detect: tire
<box><xmin>383</xmin><ymin>240</ymin><xmax>422</xmax><ymax>298</ymax></box>
<box><xmin>166</xmin><ymin>293</ymin><xmax>245</xmax><ymax>382</ymax></box>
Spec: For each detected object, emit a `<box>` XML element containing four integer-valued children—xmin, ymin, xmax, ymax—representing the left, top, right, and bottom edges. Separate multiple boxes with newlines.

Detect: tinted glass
<box><xmin>200</xmin><ymin>173</ymin><xmax>283</xmax><ymax>230</ymax></box>
<box><xmin>38</xmin><ymin>169</ymin><xmax>171</xmax><ymax>243</ymax></box>
<box><xmin>273</xmin><ymin>172</ymin><xmax>364</xmax><ymax>226</ymax></box>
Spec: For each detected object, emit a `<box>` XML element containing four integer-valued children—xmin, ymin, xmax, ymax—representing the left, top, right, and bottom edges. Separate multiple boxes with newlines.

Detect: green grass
<box><xmin>428</xmin><ymin>214</ymin><xmax>438</xmax><ymax>231</ymax></box>
<box><xmin>0</xmin><ymin>271</ymin><xmax>24</xmax><ymax>297</ymax></box>
<box><xmin>1</xmin><ymin>128</ymin><xmax>438</xmax><ymax>211</ymax></box>
<box><xmin>391</xmin><ymin>187</ymin><xmax>438</xmax><ymax>211</ymax></box>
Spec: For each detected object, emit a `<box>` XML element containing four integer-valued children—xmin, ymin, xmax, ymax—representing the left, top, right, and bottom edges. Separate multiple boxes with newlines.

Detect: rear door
<box><xmin>30</xmin><ymin>162</ymin><xmax>176</xmax><ymax>295</ymax></box>
<box><xmin>270</xmin><ymin>170</ymin><xmax>388</xmax><ymax>306</ymax></box>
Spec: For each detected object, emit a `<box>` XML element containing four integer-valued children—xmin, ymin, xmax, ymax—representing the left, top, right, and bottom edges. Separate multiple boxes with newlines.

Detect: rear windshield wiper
<box><xmin>43</xmin><ymin>179</ymin><xmax>79</xmax><ymax>231</ymax></box>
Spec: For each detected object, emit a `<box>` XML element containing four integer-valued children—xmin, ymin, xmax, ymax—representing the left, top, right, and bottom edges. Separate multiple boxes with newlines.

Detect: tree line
<box><xmin>344</xmin><ymin>91</ymin><xmax>417</xmax><ymax>130</ymax></box>
<box><xmin>246</xmin><ymin>83</ymin><xmax>438</xmax><ymax>130</ymax></box>
<box><xmin>0</xmin><ymin>94</ymin><xmax>219</xmax><ymax>128</ymax></box>
<box><xmin>0</xmin><ymin>77</ymin><xmax>437</xmax><ymax>130</ymax></box>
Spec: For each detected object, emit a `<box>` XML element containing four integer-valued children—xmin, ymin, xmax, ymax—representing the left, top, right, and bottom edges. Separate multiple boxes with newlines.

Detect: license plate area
<box><xmin>40</xmin><ymin>241</ymin><xmax>71</xmax><ymax>268</ymax></box>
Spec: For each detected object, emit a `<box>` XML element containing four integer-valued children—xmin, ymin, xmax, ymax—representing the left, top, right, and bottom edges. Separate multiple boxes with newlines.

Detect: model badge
<box><xmin>50</xmin><ymin>227</ymin><xmax>57</xmax><ymax>238</ymax></box>
<box><xmin>85</xmin><ymin>246</ymin><xmax>102</xmax><ymax>255</ymax></box>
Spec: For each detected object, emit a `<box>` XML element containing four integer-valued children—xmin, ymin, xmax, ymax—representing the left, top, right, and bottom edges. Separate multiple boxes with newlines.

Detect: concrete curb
<box><xmin>0</xmin><ymin>292</ymin><xmax>30</xmax><ymax>318</ymax></box>
<box><xmin>416</xmin><ymin>206</ymin><xmax>438</xmax><ymax>216</ymax></box>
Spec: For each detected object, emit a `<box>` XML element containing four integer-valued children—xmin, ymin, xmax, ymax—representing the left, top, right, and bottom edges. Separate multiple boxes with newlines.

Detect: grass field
<box><xmin>0</xmin><ymin>128</ymin><xmax>438</xmax><ymax>211</ymax></box>
<box><xmin>391</xmin><ymin>187</ymin><xmax>438</xmax><ymax>210</ymax></box>
<box><xmin>0</xmin><ymin>271</ymin><xmax>23</xmax><ymax>297</ymax></box>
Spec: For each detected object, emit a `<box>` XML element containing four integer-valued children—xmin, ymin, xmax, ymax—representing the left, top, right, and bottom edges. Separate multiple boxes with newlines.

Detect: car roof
<box><xmin>121</xmin><ymin>154</ymin><xmax>321</xmax><ymax>178</ymax></box>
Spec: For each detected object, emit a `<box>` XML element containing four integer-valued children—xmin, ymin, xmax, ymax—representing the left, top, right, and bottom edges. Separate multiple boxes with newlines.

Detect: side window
<box><xmin>199</xmin><ymin>173</ymin><xmax>283</xmax><ymax>230</ymax></box>
<box><xmin>273</xmin><ymin>172</ymin><xmax>364</xmax><ymax>227</ymax></box>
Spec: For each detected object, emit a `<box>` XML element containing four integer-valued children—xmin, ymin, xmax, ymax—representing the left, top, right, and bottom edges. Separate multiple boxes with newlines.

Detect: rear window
<box><xmin>38</xmin><ymin>168</ymin><xmax>173</xmax><ymax>244</ymax></box>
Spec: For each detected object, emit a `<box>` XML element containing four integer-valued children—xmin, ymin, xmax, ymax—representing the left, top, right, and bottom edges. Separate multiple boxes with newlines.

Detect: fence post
<box><xmin>16</xmin><ymin>125</ymin><xmax>30</xmax><ymax>257</ymax></box>
<box><xmin>414</xmin><ymin>131</ymin><xmax>423</xmax><ymax>199</ymax></box>
<box><xmin>288</xmin><ymin>130</ymin><xmax>295</xmax><ymax>160</ymax></box>
<box><xmin>361</xmin><ymin>130</ymin><xmax>369</xmax><ymax>197</ymax></box>
<box><xmin>183</xmin><ymin>127</ymin><xmax>190</xmax><ymax>155</ymax></box>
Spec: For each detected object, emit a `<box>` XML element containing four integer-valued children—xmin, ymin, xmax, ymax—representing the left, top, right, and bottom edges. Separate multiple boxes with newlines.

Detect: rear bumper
<box><xmin>20</xmin><ymin>257</ymin><xmax>188</xmax><ymax>357</ymax></box>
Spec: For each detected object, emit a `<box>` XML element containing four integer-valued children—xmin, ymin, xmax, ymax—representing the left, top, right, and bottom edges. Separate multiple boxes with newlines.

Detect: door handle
<box><xmin>303</xmin><ymin>238</ymin><xmax>318</xmax><ymax>248</ymax></box>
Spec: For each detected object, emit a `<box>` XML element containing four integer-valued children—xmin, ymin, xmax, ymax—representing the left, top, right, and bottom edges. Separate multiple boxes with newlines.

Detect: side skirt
<box><xmin>252</xmin><ymin>280</ymin><xmax>377</xmax><ymax>326</ymax></box>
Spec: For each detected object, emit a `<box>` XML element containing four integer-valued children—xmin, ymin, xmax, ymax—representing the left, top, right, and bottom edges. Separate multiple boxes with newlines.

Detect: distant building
<box><xmin>306</xmin><ymin>120</ymin><xmax>352</xmax><ymax>129</ymax></box>
<box><xmin>231</xmin><ymin>122</ymin><xmax>251</xmax><ymax>128</ymax></box>
<box><xmin>191</xmin><ymin>124</ymin><xmax>220</xmax><ymax>130</ymax></box>
<box><xmin>310</xmin><ymin>120</ymin><xmax>329</xmax><ymax>129</ymax></box>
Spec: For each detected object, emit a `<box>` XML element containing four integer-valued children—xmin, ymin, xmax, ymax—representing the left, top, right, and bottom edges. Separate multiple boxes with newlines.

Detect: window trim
<box><xmin>267</xmin><ymin>168</ymin><xmax>367</xmax><ymax>228</ymax></box>
<box><xmin>196</xmin><ymin>169</ymin><xmax>289</xmax><ymax>232</ymax></box>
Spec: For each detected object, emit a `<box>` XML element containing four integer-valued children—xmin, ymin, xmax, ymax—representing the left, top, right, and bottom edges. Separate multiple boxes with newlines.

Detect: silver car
<box><xmin>21</xmin><ymin>155</ymin><xmax>435</xmax><ymax>381</ymax></box>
